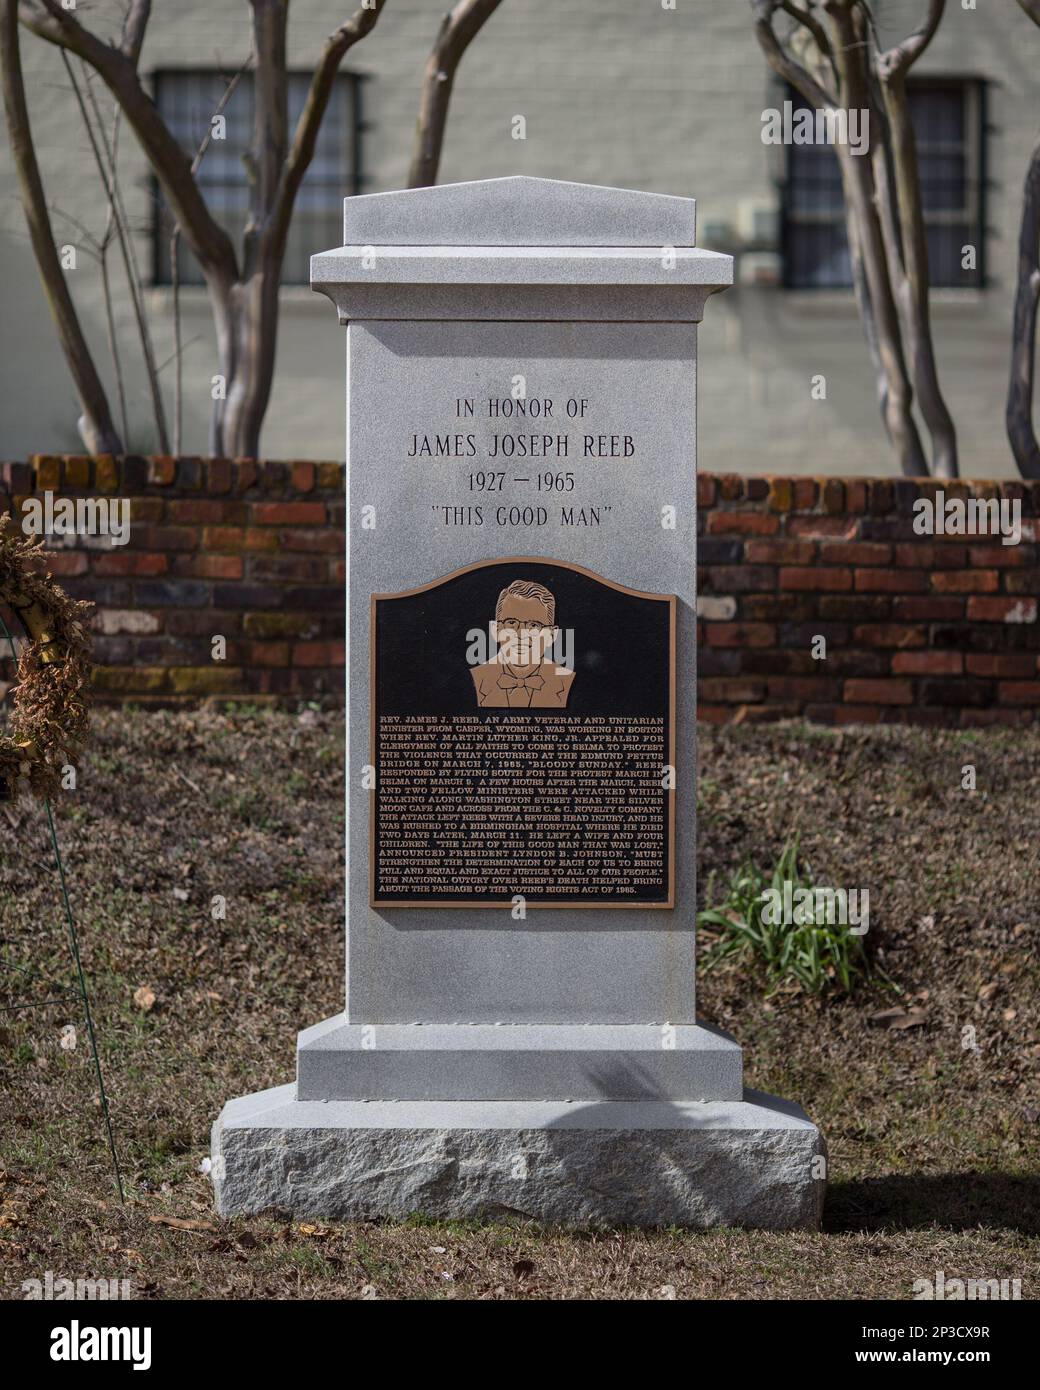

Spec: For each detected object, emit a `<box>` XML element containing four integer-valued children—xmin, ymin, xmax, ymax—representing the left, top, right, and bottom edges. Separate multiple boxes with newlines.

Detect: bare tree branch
<box><xmin>872</xmin><ymin>0</ymin><xmax>944</xmax><ymax>81</ymax></box>
<box><xmin>248</xmin><ymin>0</ymin><xmax>288</xmax><ymax>244</ymax></box>
<box><xmin>91</xmin><ymin>95</ymin><xmax>129</xmax><ymax>443</ymax></box>
<box><xmin>66</xmin><ymin>56</ymin><xmax>170</xmax><ymax>451</ymax></box>
<box><xmin>408</xmin><ymin>0</ymin><xmax>505</xmax><ymax>187</ymax></box>
<box><xmin>866</xmin><ymin>0</ymin><xmax>957</xmax><ymax>475</ymax></box>
<box><xmin>824</xmin><ymin>0</ymin><xmax>928</xmax><ymax>473</ymax></box>
<box><xmin>751</xmin><ymin>0</ymin><xmax>835</xmax><ymax>109</ymax></box>
<box><xmin>1</xmin><ymin>0</ymin><xmax>122</xmax><ymax>452</ymax></box>
<box><xmin>780</xmin><ymin>1</ymin><xmax>833</xmax><ymax>72</ymax></box>
<box><xmin>270</xmin><ymin>0</ymin><xmax>387</xmax><ymax>261</ymax></box>
<box><xmin>20</xmin><ymin>0</ymin><xmax>239</xmax><ymax>290</ymax></box>
<box><xmin>171</xmin><ymin>64</ymin><xmax>248</xmax><ymax>455</ymax></box>
<box><xmin>119</xmin><ymin>0</ymin><xmax>150</xmax><ymax>67</ymax></box>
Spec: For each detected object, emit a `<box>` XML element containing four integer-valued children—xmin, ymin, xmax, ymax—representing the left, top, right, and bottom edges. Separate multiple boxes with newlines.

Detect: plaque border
<box><xmin>369</xmin><ymin>556</ymin><xmax>677</xmax><ymax>910</ymax></box>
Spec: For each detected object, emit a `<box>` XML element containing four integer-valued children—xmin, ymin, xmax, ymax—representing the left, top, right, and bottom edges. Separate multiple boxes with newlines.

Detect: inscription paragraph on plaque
<box><xmin>371</xmin><ymin>559</ymin><xmax>675</xmax><ymax>908</ymax></box>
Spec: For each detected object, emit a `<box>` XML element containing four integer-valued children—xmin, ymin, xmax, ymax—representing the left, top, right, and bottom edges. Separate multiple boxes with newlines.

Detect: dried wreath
<box><xmin>0</xmin><ymin>514</ymin><xmax>92</xmax><ymax>801</ymax></box>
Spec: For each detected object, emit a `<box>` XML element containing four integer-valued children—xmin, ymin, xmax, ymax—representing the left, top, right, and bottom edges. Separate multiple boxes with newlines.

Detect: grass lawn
<box><xmin>0</xmin><ymin>709</ymin><xmax>1037</xmax><ymax>1300</ymax></box>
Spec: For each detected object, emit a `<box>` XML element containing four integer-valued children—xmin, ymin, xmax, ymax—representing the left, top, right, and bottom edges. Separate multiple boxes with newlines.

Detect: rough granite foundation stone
<box><xmin>212</xmin><ymin>1086</ymin><xmax>826</xmax><ymax>1229</ymax></box>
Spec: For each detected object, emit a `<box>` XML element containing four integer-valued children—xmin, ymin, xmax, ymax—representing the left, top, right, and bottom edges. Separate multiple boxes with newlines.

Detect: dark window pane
<box><xmin>787</xmin><ymin>222</ymin><xmax>852</xmax><ymax>289</ymax></box>
<box><xmin>788</xmin><ymin>147</ymin><xmax>844</xmax><ymax>215</ymax></box>
<box><xmin>908</xmin><ymin>85</ymin><xmax>964</xmax><ymax>143</ymax></box>
<box><xmin>918</xmin><ymin>152</ymin><xmax>966</xmax><ymax>212</ymax></box>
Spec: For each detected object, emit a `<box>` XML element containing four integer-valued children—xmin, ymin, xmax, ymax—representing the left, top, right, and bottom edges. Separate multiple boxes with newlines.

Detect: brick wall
<box><xmin>698</xmin><ymin>474</ymin><xmax>1040</xmax><ymax>726</ymax></box>
<box><xmin>1</xmin><ymin>458</ymin><xmax>1038</xmax><ymax>723</ymax></box>
<box><xmin>0</xmin><ymin>456</ymin><xmax>345</xmax><ymax>702</ymax></box>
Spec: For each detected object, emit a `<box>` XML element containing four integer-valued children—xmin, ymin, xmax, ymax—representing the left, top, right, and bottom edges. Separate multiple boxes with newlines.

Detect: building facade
<box><xmin>0</xmin><ymin>0</ymin><xmax>1036</xmax><ymax>474</ymax></box>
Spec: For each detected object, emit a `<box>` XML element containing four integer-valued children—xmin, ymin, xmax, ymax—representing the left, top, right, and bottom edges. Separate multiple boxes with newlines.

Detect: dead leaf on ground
<box><xmin>870</xmin><ymin>1006</ymin><xmax>927</xmax><ymax>1029</ymax></box>
<box><xmin>148</xmin><ymin>1215</ymin><xmax>217</xmax><ymax>1233</ymax></box>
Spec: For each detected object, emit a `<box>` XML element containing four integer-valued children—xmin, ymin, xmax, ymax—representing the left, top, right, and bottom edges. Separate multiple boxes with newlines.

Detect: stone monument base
<box><xmin>212</xmin><ymin>1085</ymin><xmax>825</xmax><ymax>1229</ymax></box>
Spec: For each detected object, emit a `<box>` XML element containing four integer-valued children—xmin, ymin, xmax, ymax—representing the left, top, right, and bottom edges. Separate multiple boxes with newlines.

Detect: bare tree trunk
<box><xmin>1</xmin><ymin>0</ymin><xmax>122</xmax><ymax>453</ymax></box>
<box><xmin>844</xmin><ymin>197</ymin><xmax>889</xmax><ymax>426</ymax></box>
<box><xmin>1008</xmin><ymin>1</ymin><xmax>1040</xmax><ymax>477</ymax></box>
<box><xmin>875</xmin><ymin>48</ymin><xmax>958</xmax><ymax>475</ymax></box>
<box><xmin>836</xmin><ymin>142</ymin><xmax>926</xmax><ymax>474</ymax></box>
<box><xmin>171</xmin><ymin>225</ymin><xmax>182</xmax><ymax>455</ymax></box>
<box><xmin>865</xmin><ymin>118</ymin><xmax>934</xmax><ymax>474</ymax></box>
<box><xmin>237</xmin><ymin>271</ymin><xmax>280</xmax><ymax>459</ymax></box>
<box><xmin>207</xmin><ymin>278</ymin><xmax>237</xmax><ymax>457</ymax></box>
<box><xmin>1007</xmin><ymin>132</ymin><xmax>1040</xmax><ymax>478</ymax></box>
<box><xmin>215</xmin><ymin>273</ymin><xmax>278</xmax><ymax>460</ymax></box>
<box><xmin>172</xmin><ymin>62</ymin><xmax>247</xmax><ymax>457</ymax></box>
<box><xmin>408</xmin><ymin>0</ymin><xmax>505</xmax><ymax>187</ymax></box>
<box><xmin>752</xmin><ymin>0</ymin><xmax>953</xmax><ymax>477</ymax></box>
<box><xmin>752</xmin><ymin>0</ymin><xmax>927</xmax><ymax>474</ymax></box>
<box><xmin>826</xmin><ymin>3</ymin><xmax>926</xmax><ymax>475</ymax></box>
<box><xmin>851</xmin><ymin>0</ymin><xmax>956</xmax><ymax>474</ymax></box>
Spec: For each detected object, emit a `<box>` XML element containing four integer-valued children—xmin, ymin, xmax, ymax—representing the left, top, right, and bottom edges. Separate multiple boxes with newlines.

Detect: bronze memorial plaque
<box><xmin>371</xmin><ymin>557</ymin><xmax>675</xmax><ymax>908</ymax></box>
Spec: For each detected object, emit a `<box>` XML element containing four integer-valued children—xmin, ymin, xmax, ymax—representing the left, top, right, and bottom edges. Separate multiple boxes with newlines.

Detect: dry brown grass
<box><xmin>0</xmin><ymin>709</ymin><xmax>1037</xmax><ymax>1300</ymax></box>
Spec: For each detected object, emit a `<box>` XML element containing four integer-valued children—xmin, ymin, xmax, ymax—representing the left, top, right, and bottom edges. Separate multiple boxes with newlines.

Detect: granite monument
<box><xmin>211</xmin><ymin>176</ymin><xmax>826</xmax><ymax>1229</ymax></box>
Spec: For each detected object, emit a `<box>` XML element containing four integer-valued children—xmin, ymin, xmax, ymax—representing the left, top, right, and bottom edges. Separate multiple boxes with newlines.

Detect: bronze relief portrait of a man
<box><xmin>470</xmin><ymin>579</ymin><xmax>575</xmax><ymax>709</ymax></box>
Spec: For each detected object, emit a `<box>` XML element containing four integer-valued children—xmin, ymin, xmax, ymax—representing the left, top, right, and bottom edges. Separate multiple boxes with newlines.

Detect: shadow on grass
<box><xmin>826</xmin><ymin>1174</ymin><xmax>1040</xmax><ymax>1235</ymax></box>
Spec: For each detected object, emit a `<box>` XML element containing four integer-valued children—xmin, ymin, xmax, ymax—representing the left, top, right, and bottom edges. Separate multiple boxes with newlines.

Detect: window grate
<box><xmin>152</xmin><ymin>70</ymin><xmax>361</xmax><ymax>287</ymax></box>
<box><xmin>782</xmin><ymin>80</ymin><xmax>984</xmax><ymax>290</ymax></box>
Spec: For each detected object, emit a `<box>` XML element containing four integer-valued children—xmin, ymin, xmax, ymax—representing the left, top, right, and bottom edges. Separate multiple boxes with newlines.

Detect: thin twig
<box><xmin>73</xmin><ymin>57</ymin><xmax>170</xmax><ymax>452</ymax></box>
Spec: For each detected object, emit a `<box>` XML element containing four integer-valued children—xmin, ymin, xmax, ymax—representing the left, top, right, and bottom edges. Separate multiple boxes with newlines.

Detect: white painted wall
<box><xmin>0</xmin><ymin>0</ymin><xmax>1036</xmax><ymax>475</ymax></box>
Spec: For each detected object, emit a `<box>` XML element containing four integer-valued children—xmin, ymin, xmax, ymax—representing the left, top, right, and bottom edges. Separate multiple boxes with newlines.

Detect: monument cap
<box><xmin>310</xmin><ymin>176</ymin><xmax>733</xmax><ymax>322</ymax></box>
<box><xmin>340</xmin><ymin>175</ymin><xmax>697</xmax><ymax>247</ymax></box>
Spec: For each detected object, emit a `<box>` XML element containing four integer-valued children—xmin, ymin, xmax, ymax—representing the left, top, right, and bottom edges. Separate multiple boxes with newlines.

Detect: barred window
<box><xmin>782</xmin><ymin>80</ymin><xmax>984</xmax><ymax>290</ymax></box>
<box><xmin>152</xmin><ymin>70</ymin><xmax>362</xmax><ymax>286</ymax></box>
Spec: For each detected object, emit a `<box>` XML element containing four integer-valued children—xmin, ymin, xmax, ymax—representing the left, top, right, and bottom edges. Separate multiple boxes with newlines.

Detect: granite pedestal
<box><xmin>212</xmin><ymin>178</ymin><xmax>825</xmax><ymax>1229</ymax></box>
